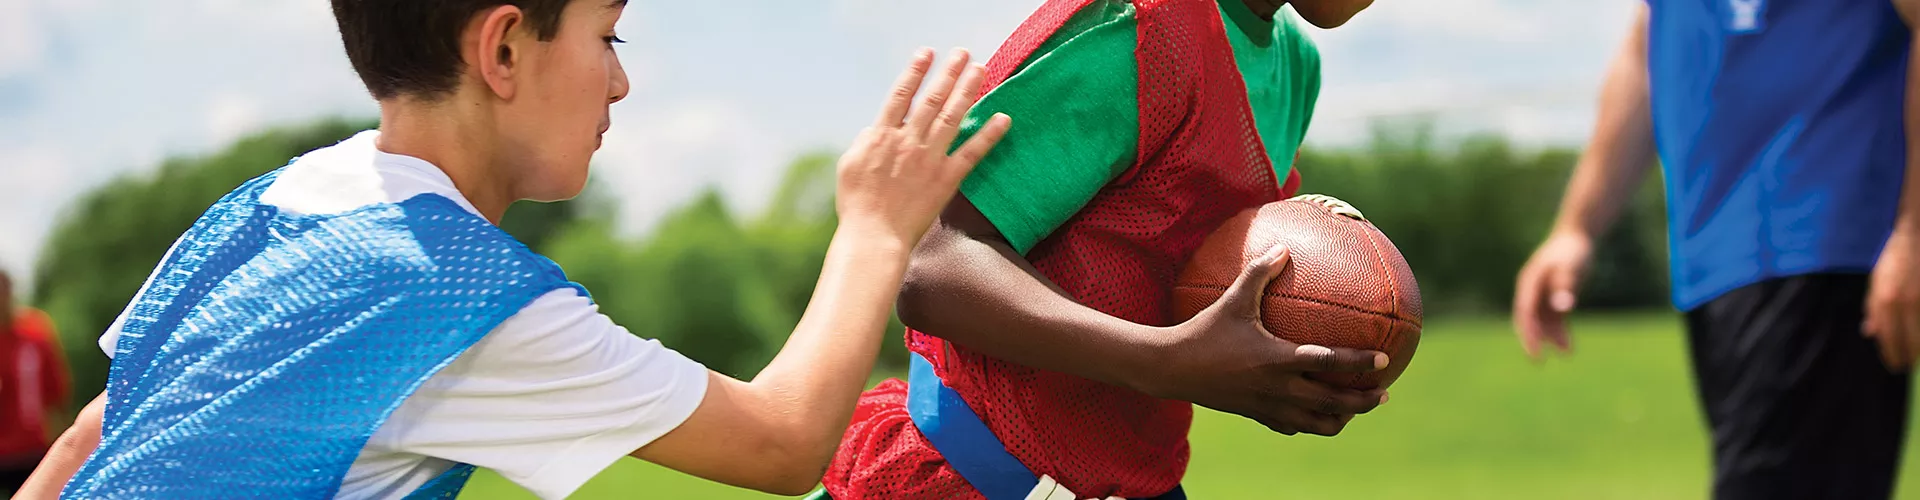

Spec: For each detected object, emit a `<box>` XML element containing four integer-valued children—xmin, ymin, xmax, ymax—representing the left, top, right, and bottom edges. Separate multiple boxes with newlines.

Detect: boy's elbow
<box><xmin>897</xmin><ymin>235</ymin><xmax>961</xmax><ymax>332</ymax></box>
<box><xmin>757</xmin><ymin>467</ymin><xmax>826</xmax><ymax>497</ymax></box>
<box><xmin>749</xmin><ymin>437</ymin><xmax>832</xmax><ymax>496</ymax></box>
<box><xmin>896</xmin><ymin>260</ymin><xmax>937</xmax><ymax>331</ymax></box>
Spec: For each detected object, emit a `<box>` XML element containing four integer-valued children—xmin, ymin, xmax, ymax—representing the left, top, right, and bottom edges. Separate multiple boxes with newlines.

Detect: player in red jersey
<box><xmin>817</xmin><ymin>0</ymin><xmax>1385</xmax><ymax>498</ymax></box>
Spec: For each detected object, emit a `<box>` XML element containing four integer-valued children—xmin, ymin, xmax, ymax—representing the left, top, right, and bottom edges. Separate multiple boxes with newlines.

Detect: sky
<box><xmin>0</xmin><ymin>0</ymin><xmax>1640</xmax><ymax>286</ymax></box>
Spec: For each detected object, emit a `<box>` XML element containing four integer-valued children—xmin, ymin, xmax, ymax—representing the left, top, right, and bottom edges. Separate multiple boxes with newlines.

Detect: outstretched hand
<box><xmin>835</xmin><ymin>48</ymin><xmax>1011</xmax><ymax>248</ymax></box>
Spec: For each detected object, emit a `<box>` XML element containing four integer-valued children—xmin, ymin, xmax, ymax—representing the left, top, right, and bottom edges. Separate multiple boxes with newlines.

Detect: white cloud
<box><xmin>0</xmin><ymin>0</ymin><xmax>47</xmax><ymax>79</ymax></box>
<box><xmin>1306</xmin><ymin>0</ymin><xmax>1636</xmax><ymax>144</ymax></box>
<box><xmin>0</xmin><ymin>148</ymin><xmax>76</xmax><ymax>282</ymax></box>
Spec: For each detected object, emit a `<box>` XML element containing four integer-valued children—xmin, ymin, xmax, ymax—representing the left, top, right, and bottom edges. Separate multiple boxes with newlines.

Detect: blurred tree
<box><xmin>545</xmin><ymin>151</ymin><xmax>913</xmax><ymax>378</ymax></box>
<box><xmin>31</xmin><ymin>116</ymin><xmax>1677</xmax><ymax>408</ymax></box>
<box><xmin>1297</xmin><ymin>120</ymin><xmax>1670</xmax><ymax>316</ymax></box>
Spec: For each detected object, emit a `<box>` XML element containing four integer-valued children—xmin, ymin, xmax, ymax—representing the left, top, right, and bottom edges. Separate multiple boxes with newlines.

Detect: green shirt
<box><xmin>951</xmin><ymin>0</ymin><xmax>1322</xmax><ymax>253</ymax></box>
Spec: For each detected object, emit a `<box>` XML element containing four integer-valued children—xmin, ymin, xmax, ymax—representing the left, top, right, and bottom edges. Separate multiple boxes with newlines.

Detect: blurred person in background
<box><xmin>1514</xmin><ymin>1</ymin><xmax>1919</xmax><ymax>498</ymax></box>
<box><xmin>0</xmin><ymin>269</ymin><xmax>69</xmax><ymax>494</ymax></box>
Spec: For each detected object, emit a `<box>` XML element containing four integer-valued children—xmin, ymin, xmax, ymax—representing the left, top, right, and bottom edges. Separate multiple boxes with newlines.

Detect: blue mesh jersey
<box><xmin>64</xmin><ymin>167</ymin><xmax>586</xmax><ymax>499</ymax></box>
<box><xmin>1647</xmin><ymin>0</ymin><xmax>1912</xmax><ymax>309</ymax></box>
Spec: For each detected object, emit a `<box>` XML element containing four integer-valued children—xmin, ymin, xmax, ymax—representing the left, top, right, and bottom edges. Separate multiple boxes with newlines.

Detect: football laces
<box><xmin>1288</xmin><ymin>193</ymin><xmax>1367</xmax><ymax>222</ymax></box>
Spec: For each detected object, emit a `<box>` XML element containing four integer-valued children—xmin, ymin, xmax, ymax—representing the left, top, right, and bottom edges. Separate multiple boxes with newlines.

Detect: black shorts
<box><xmin>1685</xmin><ymin>273</ymin><xmax>1911</xmax><ymax>500</ymax></box>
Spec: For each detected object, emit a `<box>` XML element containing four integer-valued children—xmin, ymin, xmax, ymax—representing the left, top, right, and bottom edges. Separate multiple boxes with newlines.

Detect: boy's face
<box><xmin>494</xmin><ymin>0</ymin><xmax>630</xmax><ymax>202</ymax></box>
<box><xmin>1290</xmin><ymin>0</ymin><xmax>1374</xmax><ymax>28</ymax></box>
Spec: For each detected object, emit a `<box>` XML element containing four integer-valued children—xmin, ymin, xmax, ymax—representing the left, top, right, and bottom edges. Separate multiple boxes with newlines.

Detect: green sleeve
<box><xmin>1283</xmin><ymin>12</ymin><xmax>1321</xmax><ymax>147</ymax></box>
<box><xmin>948</xmin><ymin>4</ymin><xmax>1139</xmax><ymax>255</ymax></box>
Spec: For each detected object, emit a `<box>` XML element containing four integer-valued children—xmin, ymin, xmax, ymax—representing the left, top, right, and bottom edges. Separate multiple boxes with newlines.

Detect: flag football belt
<box><xmin>908</xmin><ymin>352</ymin><xmax>1189</xmax><ymax>500</ymax></box>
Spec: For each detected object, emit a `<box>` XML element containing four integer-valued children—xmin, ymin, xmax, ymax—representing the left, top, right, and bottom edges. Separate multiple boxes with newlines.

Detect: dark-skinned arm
<box><xmin>898</xmin><ymin>197</ymin><xmax>1390</xmax><ymax>435</ymax></box>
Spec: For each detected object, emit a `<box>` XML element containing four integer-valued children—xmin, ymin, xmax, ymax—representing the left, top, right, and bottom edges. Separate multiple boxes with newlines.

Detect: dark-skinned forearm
<box><xmin>896</xmin><ymin>197</ymin><xmax>1170</xmax><ymax>393</ymax></box>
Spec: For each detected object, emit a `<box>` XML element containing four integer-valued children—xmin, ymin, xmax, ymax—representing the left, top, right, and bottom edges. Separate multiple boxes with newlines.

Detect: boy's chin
<box><xmin>520</xmin><ymin>174</ymin><xmax>590</xmax><ymax>204</ymax></box>
<box><xmin>1293</xmin><ymin>2</ymin><xmax>1370</xmax><ymax>28</ymax></box>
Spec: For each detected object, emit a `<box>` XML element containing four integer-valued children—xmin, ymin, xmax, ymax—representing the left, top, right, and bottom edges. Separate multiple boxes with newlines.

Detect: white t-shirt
<box><xmin>96</xmin><ymin>131</ymin><xmax>711</xmax><ymax>500</ymax></box>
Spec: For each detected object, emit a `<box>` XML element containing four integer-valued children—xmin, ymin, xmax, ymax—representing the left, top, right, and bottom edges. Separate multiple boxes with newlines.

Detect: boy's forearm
<box><xmin>634</xmin><ymin>226</ymin><xmax>914</xmax><ymax>495</ymax></box>
<box><xmin>1897</xmin><ymin>1</ymin><xmax>1920</xmax><ymax>232</ymax></box>
<box><xmin>18</xmin><ymin>394</ymin><xmax>105</xmax><ymax>499</ymax></box>
<box><xmin>1552</xmin><ymin>4</ymin><xmax>1658</xmax><ymax>240</ymax></box>
<box><xmin>896</xmin><ymin>198</ymin><xmax>1166</xmax><ymax>393</ymax></box>
<box><xmin>747</xmin><ymin>225</ymin><xmax>912</xmax><ymax>476</ymax></box>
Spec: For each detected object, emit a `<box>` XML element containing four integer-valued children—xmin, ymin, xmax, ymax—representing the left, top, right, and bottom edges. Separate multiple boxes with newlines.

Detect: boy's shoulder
<box><xmin>156</xmin><ymin>131</ymin><xmax>570</xmax><ymax>295</ymax></box>
<box><xmin>261</xmin><ymin>130</ymin><xmax>485</xmax><ymax>219</ymax></box>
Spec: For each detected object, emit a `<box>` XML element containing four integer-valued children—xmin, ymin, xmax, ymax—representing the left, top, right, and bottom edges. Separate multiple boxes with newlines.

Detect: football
<box><xmin>1172</xmin><ymin>194</ymin><xmax>1423</xmax><ymax>391</ymax></box>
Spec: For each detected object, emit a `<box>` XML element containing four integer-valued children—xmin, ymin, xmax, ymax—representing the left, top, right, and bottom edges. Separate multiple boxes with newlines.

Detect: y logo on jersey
<box><xmin>1728</xmin><ymin>0</ymin><xmax>1765</xmax><ymax>33</ymax></box>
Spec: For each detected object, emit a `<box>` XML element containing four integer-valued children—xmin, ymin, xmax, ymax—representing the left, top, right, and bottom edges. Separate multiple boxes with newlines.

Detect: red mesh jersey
<box><xmin>824</xmin><ymin>0</ymin><xmax>1293</xmax><ymax>497</ymax></box>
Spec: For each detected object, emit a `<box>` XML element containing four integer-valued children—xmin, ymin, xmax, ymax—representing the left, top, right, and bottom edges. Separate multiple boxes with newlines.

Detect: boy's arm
<box><xmin>630</xmin><ymin>49</ymin><xmax>1008</xmax><ymax>495</ymax></box>
<box><xmin>885</xmin><ymin>5</ymin><xmax>1382</xmax><ymax>434</ymax></box>
<box><xmin>900</xmin><ymin>197</ymin><xmax>1388</xmax><ymax>436</ymax></box>
<box><xmin>1512</xmin><ymin>3</ymin><xmax>1657</xmax><ymax>358</ymax></box>
<box><xmin>16</xmin><ymin>393</ymin><xmax>105</xmax><ymax>500</ymax></box>
<box><xmin>1864</xmin><ymin>0</ymin><xmax>1920</xmax><ymax>370</ymax></box>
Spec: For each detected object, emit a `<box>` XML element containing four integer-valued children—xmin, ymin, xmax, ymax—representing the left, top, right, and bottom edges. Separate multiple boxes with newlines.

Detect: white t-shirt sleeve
<box><xmin>365</xmin><ymin>289</ymin><xmax>711</xmax><ymax>499</ymax></box>
<box><xmin>99</xmin><ymin>236</ymin><xmax>187</xmax><ymax>359</ymax></box>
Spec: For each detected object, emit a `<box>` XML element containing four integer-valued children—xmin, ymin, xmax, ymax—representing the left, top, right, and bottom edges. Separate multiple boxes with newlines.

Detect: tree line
<box><xmin>28</xmin><ymin>118</ymin><xmax>1670</xmax><ymax>403</ymax></box>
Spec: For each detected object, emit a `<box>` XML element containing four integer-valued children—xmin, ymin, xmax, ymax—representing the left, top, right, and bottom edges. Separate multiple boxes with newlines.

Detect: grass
<box><xmin>458</xmin><ymin>313</ymin><xmax>1920</xmax><ymax>499</ymax></box>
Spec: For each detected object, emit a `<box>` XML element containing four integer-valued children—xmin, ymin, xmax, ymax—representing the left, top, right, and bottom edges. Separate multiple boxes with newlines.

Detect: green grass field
<box><xmin>458</xmin><ymin>314</ymin><xmax>1920</xmax><ymax>499</ymax></box>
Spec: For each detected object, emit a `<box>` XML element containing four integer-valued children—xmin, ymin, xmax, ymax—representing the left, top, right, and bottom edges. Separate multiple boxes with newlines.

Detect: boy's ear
<box><xmin>466</xmin><ymin>5</ymin><xmax>528</xmax><ymax>100</ymax></box>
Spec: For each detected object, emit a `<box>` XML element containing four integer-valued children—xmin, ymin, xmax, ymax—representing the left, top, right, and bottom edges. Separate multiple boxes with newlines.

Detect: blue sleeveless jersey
<box><xmin>1647</xmin><ymin>0</ymin><xmax>1911</xmax><ymax>309</ymax></box>
<box><xmin>63</xmin><ymin>168</ymin><xmax>585</xmax><ymax>499</ymax></box>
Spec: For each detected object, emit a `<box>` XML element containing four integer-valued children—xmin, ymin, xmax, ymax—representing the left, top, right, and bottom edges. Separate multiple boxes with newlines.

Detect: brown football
<box><xmin>1171</xmin><ymin>194</ymin><xmax>1423</xmax><ymax>391</ymax></box>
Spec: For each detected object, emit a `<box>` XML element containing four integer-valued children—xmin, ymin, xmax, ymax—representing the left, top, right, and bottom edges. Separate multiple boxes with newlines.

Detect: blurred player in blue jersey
<box><xmin>1515</xmin><ymin>1</ymin><xmax>1920</xmax><ymax>498</ymax></box>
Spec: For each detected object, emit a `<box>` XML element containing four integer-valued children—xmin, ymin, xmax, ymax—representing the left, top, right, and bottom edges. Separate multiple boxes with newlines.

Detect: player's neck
<box><xmin>1241</xmin><ymin>0</ymin><xmax>1282</xmax><ymax>20</ymax></box>
<box><xmin>375</xmin><ymin>94</ymin><xmax>516</xmax><ymax>225</ymax></box>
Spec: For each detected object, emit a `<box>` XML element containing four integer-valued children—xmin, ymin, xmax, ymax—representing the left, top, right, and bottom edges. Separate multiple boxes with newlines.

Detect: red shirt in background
<box><xmin>0</xmin><ymin>308</ymin><xmax>68</xmax><ymax>464</ymax></box>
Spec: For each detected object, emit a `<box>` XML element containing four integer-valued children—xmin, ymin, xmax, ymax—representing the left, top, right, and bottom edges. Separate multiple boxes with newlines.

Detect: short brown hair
<box><xmin>330</xmin><ymin>0</ymin><xmax>572</xmax><ymax>100</ymax></box>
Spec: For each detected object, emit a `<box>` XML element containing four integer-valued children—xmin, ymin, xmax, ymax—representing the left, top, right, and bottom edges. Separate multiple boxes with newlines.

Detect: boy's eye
<box><xmin>605</xmin><ymin>35</ymin><xmax>626</xmax><ymax>45</ymax></box>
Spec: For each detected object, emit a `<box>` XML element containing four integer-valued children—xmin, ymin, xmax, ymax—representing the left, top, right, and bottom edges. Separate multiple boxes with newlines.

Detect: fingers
<box><xmin>1512</xmin><ymin>265</ymin><xmax>1545</xmax><ymax>358</ymax></box>
<box><xmin>1875</xmin><ymin>330</ymin><xmax>1900</xmax><ymax>372</ymax></box>
<box><xmin>948</xmin><ymin>113</ymin><xmax>1010</xmax><ymax>170</ymax></box>
<box><xmin>903</xmin><ymin>49</ymin><xmax>971</xmax><ymax>137</ymax></box>
<box><xmin>874</xmin><ymin>48</ymin><xmax>936</xmax><ymax>128</ymax></box>
<box><xmin>1513</xmin><ymin>261</ymin><xmax>1577</xmax><ymax>359</ymax></box>
<box><xmin>1542</xmin><ymin>267</ymin><xmax>1579</xmax><ymax>352</ymax></box>
<box><xmin>1866</xmin><ymin>310</ymin><xmax>1901</xmax><ymax>370</ymax></box>
<box><xmin>926</xmin><ymin>63</ymin><xmax>989</xmax><ymax>150</ymax></box>
<box><xmin>1254</xmin><ymin>417</ymin><xmax>1298</xmax><ymax>436</ymax></box>
<box><xmin>1898</xmin><ymin>309</ymin><xmax>1920</xmax><ymax>371</ymax></box>
<box><xmin>1868</xmin><ymin>295</ymin><xmax>1911</xmax><ymax>371</ymax></box>
<box><xmin>1297</xmin><ymin>412</ymin><xmax>1350</xmax><ymax>436</ymax></box>
<box><xmin>1220</xmin><ymin>246</ymin><xmax>1293</xmax><ymax>320</ymax></box>
<box><xmin>1281</xmin><ymin>343</ymin><xmax>1387</xmax><ymax>373</ymax></box>
<box><xmin>1283</xmin><ymin>377</ymin><xmax>1387</xmax><ymax>415</ymax></box>
<box><xmin>1265</xmin><ymin>408</ymin><xmax>1350</xmax><ymax>437</ymax></box>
